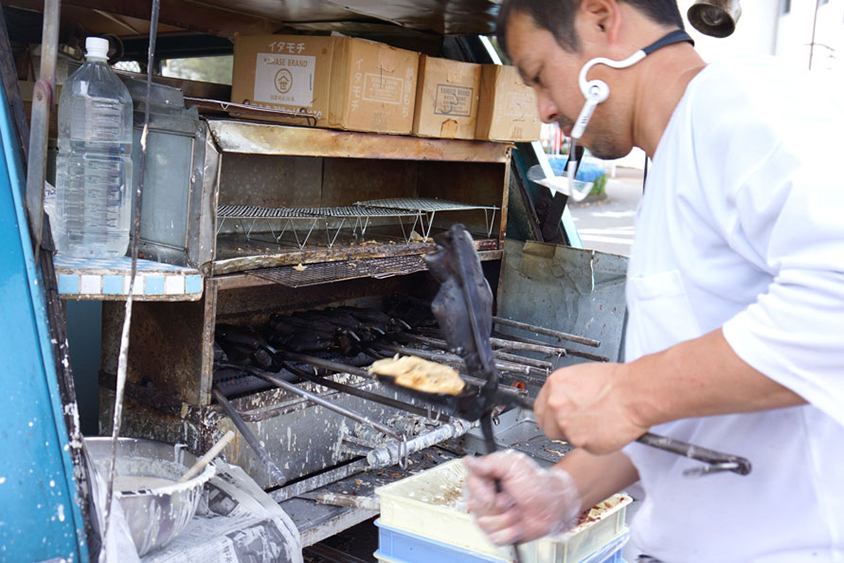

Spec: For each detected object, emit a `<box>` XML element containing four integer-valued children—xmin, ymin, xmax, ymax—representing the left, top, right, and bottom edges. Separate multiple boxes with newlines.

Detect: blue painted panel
<box><xmin>0</xmin><ymin>84</ymin><xmax>86</xmax><ymax>560</ymax></box>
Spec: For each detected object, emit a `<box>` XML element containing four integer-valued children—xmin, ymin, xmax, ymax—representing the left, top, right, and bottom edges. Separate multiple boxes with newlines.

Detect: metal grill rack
<box><xmin>292</xmin><ymin>206</ymin><xmax>422</xmax><ymax>247</ymax></box>
<box><xmin>217</xmin><ymin>204</ymin><xmax>425</xmax><ymax>250</ymax></box>
<box><xmin>217</xmin><ymin>198</ymin><xmax>500</xmax><ymax>250</ymax></box>
<box><xmin>217</xmin><ymin>205</ymin><xmax>322</xmax><ymax>249</ymax></box>
<box><xmin>248</xmin><ymin>255</ymin><xmax>429</xmax><ymax>288</ymax></box>
<box><xmin>354</xmin><ymin>198</ymin><xmax>500</xmax><ymax>239</ymax></box>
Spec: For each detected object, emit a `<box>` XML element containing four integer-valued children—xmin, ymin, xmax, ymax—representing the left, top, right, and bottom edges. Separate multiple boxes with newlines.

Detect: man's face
<box><xmin>506</xmin><ymin>10</ymin><xmax>630</xmax><ymax>160</ymax></box>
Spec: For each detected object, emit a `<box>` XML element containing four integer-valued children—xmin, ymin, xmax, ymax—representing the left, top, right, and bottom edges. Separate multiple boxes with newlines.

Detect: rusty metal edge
<box><xmin>210</xmin><ymin>240</ymin><xmax>501</xmax><ymax>278</ymax></box>
<box><xmin>207</xmin><ymin>120</ymin><xmax>511</xmax><ymax>163</ymax></box>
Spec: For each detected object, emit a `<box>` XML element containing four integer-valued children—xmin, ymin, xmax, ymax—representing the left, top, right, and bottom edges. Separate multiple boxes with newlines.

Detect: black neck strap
<box><xmin>642</xmin><ymin>29</ymin><xmax>695</xmax><ymax>56</ymax></box>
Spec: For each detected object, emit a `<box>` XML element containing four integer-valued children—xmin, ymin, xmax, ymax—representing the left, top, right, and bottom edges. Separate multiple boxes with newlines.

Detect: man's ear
<box><xmin>577</xmin><ymin>0</ymin><xmax>622</xmax><ymax>47</ymax></box>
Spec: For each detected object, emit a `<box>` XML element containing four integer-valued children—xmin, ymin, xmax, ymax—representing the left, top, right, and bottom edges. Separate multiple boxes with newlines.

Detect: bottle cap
<box><xmin>85</xmin><ymin>37</ymin><xmax>110</xmax><ymax>60</ymax></box>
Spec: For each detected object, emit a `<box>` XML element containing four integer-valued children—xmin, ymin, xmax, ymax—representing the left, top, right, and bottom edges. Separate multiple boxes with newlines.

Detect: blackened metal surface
<box><xmin>217</xmin><ymin>153</ymin><xmax>322</xmax><ymax>210</ymax></box>
<box><xmin>10</xmin><ymin>0</ymin><xmax>499</xmax><ymax>38</ymax></box>
<box><xmin>101</xmin><ymin>299</ymin><xmax>209</xmax><ymax>406</ymax></box>
<box><xmin>248</xmin><ymin>255</ymin><xmax>429</xmax><ymax>288</ymax></box>
<box><xmin>321</xmin><ymin>158</ymin><xmax>418</xmax><ymax>209</ymax></box>
<box><xmin>211</xmin><ymin>237</ymin><xmax>501</xmax><ymax>276</ymax></box>
<box><xmin>425</xmin><ymin>226</ymin><xmax>495</xmax><ymax>383</ymax></box>
<box><xmin>212</xmin><ymin>273</ymin><xmax>431</xmax><ymax>321</ymax></box>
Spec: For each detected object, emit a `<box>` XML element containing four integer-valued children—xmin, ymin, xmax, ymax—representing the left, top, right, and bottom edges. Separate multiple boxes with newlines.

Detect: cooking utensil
<box><xmin>382</xmin><ymin>224</ymin><xmax>752</xmax><ymax>477</ymax></box>
<box><xmin>178</xmin><ymin>430</ymin><xmax>235</xmax><ymax>483</ymax></box>
<box><xmin>211</xmin><ymin>386</ymin><xmax>288</xmax><ymax>486</ymax></box>
<box><xmin>85</xmin><ymin>437</ymin><xmax>216</xmax><ymax>556</ymax></box>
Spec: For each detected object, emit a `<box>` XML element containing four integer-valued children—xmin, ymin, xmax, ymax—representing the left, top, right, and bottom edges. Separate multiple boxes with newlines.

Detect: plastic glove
<box><xmin>463</xmin><ymin>450</ymin><xmax>582</xmax><ymax>546</ymax></box>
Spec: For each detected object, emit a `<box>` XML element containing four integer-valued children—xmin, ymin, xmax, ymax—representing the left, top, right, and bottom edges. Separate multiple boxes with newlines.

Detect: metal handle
<box><xmin>636</xmin><ymin>432</ymin><xmax>752</xmax><ymax>476</ymax></box>
<box><xmin>211</xmin><ymin>386</ymin><xmax>288</xmax><ymax>486</ymax></box>
<box><xmin>509</xmin><ymin>396</ymin><xmax>751</xmax><ymax>476</ymax></box>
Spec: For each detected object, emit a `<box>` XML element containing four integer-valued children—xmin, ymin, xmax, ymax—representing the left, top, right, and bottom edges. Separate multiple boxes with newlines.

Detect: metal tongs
<box><xmin>376</xmin><ymin>224</ymin><xmax>752</xmax><ymax>478</ymax></box>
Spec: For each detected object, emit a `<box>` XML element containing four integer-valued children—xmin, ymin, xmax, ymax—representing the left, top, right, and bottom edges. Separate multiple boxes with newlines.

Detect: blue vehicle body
<box><xmin>0</xmin><ymin>76</ymin><xmax>88</xmax><ymax>561</ymax></box>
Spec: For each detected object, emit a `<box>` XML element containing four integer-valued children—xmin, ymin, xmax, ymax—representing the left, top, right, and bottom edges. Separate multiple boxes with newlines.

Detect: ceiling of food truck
<box><xmin>4</xmin><ymin>0</ymin><xmax>501</xmax><ymax>38</ymax></box>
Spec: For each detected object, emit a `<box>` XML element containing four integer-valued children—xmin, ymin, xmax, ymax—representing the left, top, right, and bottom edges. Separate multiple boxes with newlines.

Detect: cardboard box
<box><xmin>231</xmin><ymin>35</ymin><xmax>335</xmax><ymax>128</ymax></box>
<box><xmin>475</xmin><ymin>64</ymin><xmax>542</xmax><ymax>142</ymax></box>
<box><xmin>329</xmin><ymin>37</ymin><xmax>419</xmax><ymax>135</ymax></box>
<box><xmin>412</xmin><ymin>56</ymin><xmax>481</xmax><ymax>140</ymax></box>
<box><xmin>231</xmin><ymin>35</ymin><xmax>419</xmax><ymax>134</ymax></box>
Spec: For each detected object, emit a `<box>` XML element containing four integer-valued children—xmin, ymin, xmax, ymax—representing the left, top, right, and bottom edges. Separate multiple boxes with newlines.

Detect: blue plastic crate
<box><xmin>374</xmin><ymin>520</ymin><xmax>629</xmax><ymax>563</ymax></box>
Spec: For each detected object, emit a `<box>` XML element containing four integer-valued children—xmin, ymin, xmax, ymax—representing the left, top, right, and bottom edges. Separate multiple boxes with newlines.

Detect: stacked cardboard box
<box><xmin>475</xmin><ymin>64</ymin><xmax>542</xmax><ymax>142</ymax></box>
<box><xmin>411</xmin><ymin>56</ymin><xmax>481</xmax><ymax>140</ymax></box>
<box><xmin>231</xmin><ymin>34</ymin><xmax>418</xmax><ymax>135</ymax></box>
<box><xmin>231</xmin><ymin>35</ymin><xmax>541</xmax><ymax>142</ymax></box>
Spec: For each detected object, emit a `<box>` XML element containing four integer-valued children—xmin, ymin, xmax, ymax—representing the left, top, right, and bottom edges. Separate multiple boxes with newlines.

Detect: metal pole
<box><xmin>492</xmin><ymin>315</ymin><xmax>601</xmax><ymax>348</ymax></box>
<box><xmin>242</xmin><ymin>366</ymin><xmax>404</xmax><ymax>441</ymax></box>
<box><xmin>211</xmin><ymin>387</ymin><xmax>288</xmax><ymax>486</ymax></box>
<box><xmin>24</xmin><ymin>0</ymin><xmax>60</xmax><ymax>257</ymax></box>
<box><xmin>808</xmin><ymin>0</ymin><xmax>820</xmax><ymax>70</ymax></box>
<box><xmin>366</xmin><ymin>419</ymin><xmax>474</xmax><ymax>467</ymax></box>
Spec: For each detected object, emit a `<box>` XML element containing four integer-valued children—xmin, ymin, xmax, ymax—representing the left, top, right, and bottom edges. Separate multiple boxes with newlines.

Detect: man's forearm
<box><xmin>558</xmin><ymin>449</ymin><xmax>639</xmax><ymax>511</ymax></box>
<box><xmin>623</xmin><ymin>328</ymin><xmax>806</xmax><ymax>429</ymax></box>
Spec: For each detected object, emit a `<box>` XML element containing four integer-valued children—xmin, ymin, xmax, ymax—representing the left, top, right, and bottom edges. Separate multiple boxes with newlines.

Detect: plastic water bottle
<box><xmin>54</xmin><ymin>37</ymin><xmax>133</xmax><ymax>259</ymax></box>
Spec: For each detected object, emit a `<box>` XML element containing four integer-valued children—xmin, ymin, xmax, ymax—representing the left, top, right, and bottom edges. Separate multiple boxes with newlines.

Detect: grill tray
<box><xmin>248</xmin><ymin>255</ymin><xmax>429</xmax><ymax>287</ymax></box>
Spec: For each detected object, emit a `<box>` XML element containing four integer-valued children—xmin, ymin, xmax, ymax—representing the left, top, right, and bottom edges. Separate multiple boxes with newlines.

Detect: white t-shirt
<box><xmin>622</xmin><ymin>57</ymin><xmax>844</xmax><ymax>562</ymax></box>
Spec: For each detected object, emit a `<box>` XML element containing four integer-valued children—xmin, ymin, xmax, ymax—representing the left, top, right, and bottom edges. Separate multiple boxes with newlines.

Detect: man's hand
<box><xmin>534</xmin><ymin>361</ymin><xmax>649</xmax><ymax>454</ymax></box>
<box><xmin>463</xmin><ymin>451</ymin><xmax>582</xmax><ymax>546</ymax></box>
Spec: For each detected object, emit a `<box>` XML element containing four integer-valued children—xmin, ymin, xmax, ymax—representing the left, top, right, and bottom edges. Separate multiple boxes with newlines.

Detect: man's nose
<box><xmin>536</xmin><ymin>91</ymin><xmax>560</xmax><ymax>124</ymax></box>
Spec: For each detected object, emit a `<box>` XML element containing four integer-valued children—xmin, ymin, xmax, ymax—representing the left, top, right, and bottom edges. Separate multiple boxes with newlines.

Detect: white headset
<box><xmin>571</xmin><ymin>29</ymin><xmax>693</xmax><ymax>140</ymax></box>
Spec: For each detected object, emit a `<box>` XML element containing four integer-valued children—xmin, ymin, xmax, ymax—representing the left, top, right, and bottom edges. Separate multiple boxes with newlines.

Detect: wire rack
<box><xmin>247</xmin><ymin>255</ymin><xmax>429</xmax><ymax>288</ymax></box>
<box><xmin>355</xmin><ymin>197</ymin><xmax>499</xmax><ymax>239</ymax></box>
<box><xmin>217</xmin><ymin>197</ymin><xmax>499</xmax><ymax>250</ymax></box>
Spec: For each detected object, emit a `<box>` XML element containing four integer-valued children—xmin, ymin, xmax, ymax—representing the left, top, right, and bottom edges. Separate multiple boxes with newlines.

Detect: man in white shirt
<box><xmin>464</xmin><ymin>1</ymin><xmax>844</xmax><ymax>561</ymax></box>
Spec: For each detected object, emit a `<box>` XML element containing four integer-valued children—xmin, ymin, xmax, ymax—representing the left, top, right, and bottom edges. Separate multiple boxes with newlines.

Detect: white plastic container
<box><xmin>54</xmin><ymin>36</ymin><xmax>133</xmax><ymax>259</ymax></box>
<box><xmin>376</xmin><ymin>458</ymin><xmax>631</xmax><ymax>563</ymax></box>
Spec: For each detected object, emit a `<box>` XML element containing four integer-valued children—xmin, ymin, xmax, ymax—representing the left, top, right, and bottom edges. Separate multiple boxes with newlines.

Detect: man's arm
<box><xmin>561</xmin><ymin>448</ymin><xmax>639</xmax><ymax>510</ymax></box>
<box><xmin>534</xmin><ymin>328</ymin><xmax>806</xmax><ymax>454</ymax></box>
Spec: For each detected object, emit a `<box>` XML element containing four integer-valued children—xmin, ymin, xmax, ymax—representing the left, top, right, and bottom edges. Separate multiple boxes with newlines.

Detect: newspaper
<box><xmin>143</xmin><ymin>460</ymin><xmax>303</xmax><ymax>563</ymax></box>
<box><xmin>90</xmin><ymin>455</ymin><xmax>303</xmax><ymax>563</ymax></box>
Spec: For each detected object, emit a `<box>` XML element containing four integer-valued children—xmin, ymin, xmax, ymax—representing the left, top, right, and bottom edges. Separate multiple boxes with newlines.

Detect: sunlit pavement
<box><xmin>568</xmin><ymin>167</ymin><xmax>644</xmax><ymax>258</ymax></box>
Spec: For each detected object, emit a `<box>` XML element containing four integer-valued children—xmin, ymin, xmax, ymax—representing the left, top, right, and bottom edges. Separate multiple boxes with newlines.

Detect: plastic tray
<box><xmin>375</xmin><ymin>459</ymin><xmax>631</xmax><ymax>563</ymax></box>
<box><xmin>374</xmin><ymin>521</ymin><xmax>629</xmax><ymax>563</ymax></box>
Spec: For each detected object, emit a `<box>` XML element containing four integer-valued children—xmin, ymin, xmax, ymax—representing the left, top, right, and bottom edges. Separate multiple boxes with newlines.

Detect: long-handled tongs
<box><xmin>377</xmin><ymin>224</ymin><xmax>752</xmax><ymax>478</ymax></box>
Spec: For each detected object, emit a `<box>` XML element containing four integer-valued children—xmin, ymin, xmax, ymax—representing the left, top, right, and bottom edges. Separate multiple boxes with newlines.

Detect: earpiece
<box><xmin>572</xmin><ymin>79</ymin><xmax>609</xmax><ymax>139</ymax></box>
<box><xmin>569</xmin><ymin>29</ymin><xmax>693</xmax><ymax>140</ymax></box>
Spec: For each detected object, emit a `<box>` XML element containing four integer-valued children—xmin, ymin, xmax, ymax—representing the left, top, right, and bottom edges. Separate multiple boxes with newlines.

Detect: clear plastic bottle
<box><xmin>54</xmin><ymin>36</ymin><xmax>133</xmax><ymax>259</ymax></box>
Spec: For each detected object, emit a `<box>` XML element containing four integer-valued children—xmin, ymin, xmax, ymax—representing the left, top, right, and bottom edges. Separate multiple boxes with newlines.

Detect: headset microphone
<box><xmin>571</xmin><ymin>29</ymin><xmax>693</xmax><ymax>140</ymax></box>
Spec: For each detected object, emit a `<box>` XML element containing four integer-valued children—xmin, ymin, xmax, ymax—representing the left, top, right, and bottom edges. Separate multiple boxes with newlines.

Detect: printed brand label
<box><xmin>503</xmin><ymin>92</ymin><xmax>533</xmax><ymax>121</ymax></box>
<box><xmin>434</xmin><ymin>84</ymin><xmax>473</xmax><ymax>117</ymax></box>
<box><xmin>361</xmin><ymin>73</ymin><xmax>404</xmax><ymax>105</ymax></box>
<box><xmin>253</xmin><ymin>53</ymin><xmax>316</xmax><ymax>107</ymax></box>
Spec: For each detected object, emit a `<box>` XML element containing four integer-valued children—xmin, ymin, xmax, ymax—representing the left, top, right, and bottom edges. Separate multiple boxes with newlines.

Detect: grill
<box><xmin>216</xmin><ymin>199</ymin><xmax>499</xmax><ymax>250</ymax></box>
<box><xmin>247</xmin><ymin>256</ymin><xmax>430</xmax><ymax>287</ymax></box>
<box><xmin>100</xmin><ymin>113</ymin><xmax>628</xmax><ymax>546</ymax></box>
<box><xmin>356</xmin><ymin>197</ymin><xmax>500</xmax><ymax>238</ymax></box>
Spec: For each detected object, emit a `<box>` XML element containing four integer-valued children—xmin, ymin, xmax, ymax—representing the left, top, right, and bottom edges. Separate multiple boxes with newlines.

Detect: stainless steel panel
<box><xmin>134</xmin><ymin>130</ymin><xmax>194</xmax><ymax>248</ymax></box>
<box><xmin>496</xmin><ymin>240</ymin><xmax>628</xmax><ymax>366</ymax></box>
<box><xmin>119</xmin><ymin>75</ymin><xmax>211</xmax><ymax>269</ymax></box>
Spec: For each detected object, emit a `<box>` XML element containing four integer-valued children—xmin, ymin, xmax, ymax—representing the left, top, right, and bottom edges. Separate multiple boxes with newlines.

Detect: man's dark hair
<box><xmin>497</xmin><ymin>0</ymin><xmax>685</xmax><ymax>57</ymax></box>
